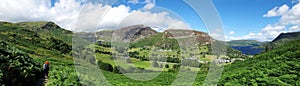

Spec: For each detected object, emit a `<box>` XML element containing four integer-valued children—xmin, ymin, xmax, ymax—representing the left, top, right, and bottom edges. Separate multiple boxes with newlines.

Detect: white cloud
<box><xmin>127</xmin><ymin>0</ymin><xmax>139</xmax><ymax>4</ymax></box>
<box><xmin>127</xmin><ymin>0</ymin><xmax>156</xmax><ymax>10</ymax></box>
<box><xmin>279</xmin><ymin>2</ymin><xmax>300</xmax><ymax>25</ymax></box>
<box><xmin>226</xmin><ymin>24</ymin><xmax>286</xmax><ymax>42</ymax></box>
<box><xmin>263</xmin><ymin>4</ymin><xmax>289</xmax><ymax>17</ymax></box>
<box><xmin>289</xmin><ymin>25</ymin><xmax>300</xmax><ymax>31</ymax></box>
<box><xmin>0</xmin><ymin>0</ymin><xmax>81</xmax><ymax>30</ymax></box>
<box><xmin>227</xmin><ymin>2</ymin><xmax>300</xmax><ymax>42</ymax></box>
<box><xmin>116</xmin><ymin>10</ymin><xmax>190</xmax><ymax>30</ymax></box>
<box><xmin>143</xmin><ymin>3</ymin><xmax>155</xmax><ymax>10</ymax></box>
<box><xmin>229</xmin><ymin>31</ymin><xmax>235</xmax><ymax>35</ymax></box>
<box><xmin>0</xmin><ymin>0</ymin><xmax>188</xmax><ymax>32</ymax></box>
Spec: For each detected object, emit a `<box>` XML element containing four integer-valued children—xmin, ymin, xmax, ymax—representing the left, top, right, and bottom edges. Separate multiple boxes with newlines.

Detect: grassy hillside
<box><xmin>0</xmin><ymin>41</ymin><xmax>43</xmax><ymax>85</ymax></box>
<box><xmin>2</xmin><ymin>21</ymin><xmax>299</xmax><ymax>86</ymax></box>
<box><xmin>267</xmin><ymin>31</ymin><xmax>300</xmax><ymax>50</ymax></box>
<box><xmin>0</xmin><ymin>21</ymin><xmax>78</xmax><ymax>85</ymax></box>
<box><xmin>219</xmin><ymin>38</ymin><xmax>300</xmax><ymax>85</ymax></box>
<box><xmin>129</xmin><ymin>33</ymin><xmax>180</xmax><ymax>50</ymax></box>
<box><xmin>0</xmin><ymin>22</ymin><xmax>72</xmax><ymax>58</ymax></box>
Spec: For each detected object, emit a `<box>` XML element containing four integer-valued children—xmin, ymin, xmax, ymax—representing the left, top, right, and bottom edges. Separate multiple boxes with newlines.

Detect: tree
<box><xmin>165</xmin><ymin>64</ymin><xmax>169</xmax><ymax>68</ymax></box>
<box><xmin>173</xmin><ymin>64</ymin><xmax>180</xmax><ymax>69</ymax></box>
<box><xmin>97</xmin><ymin>61</ymin><xmax>113</xmax><ymax>72</ymax></box>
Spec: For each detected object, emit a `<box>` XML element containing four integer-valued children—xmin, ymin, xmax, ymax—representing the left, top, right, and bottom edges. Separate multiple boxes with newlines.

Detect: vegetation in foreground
<box><xmin>1</xmin><ymin>21</ymin><xmax>299</xmax><ymax>85</ymax></box>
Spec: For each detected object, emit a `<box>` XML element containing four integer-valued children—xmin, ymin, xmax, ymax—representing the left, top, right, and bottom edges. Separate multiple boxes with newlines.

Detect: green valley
<box><xmin>0</xmin><ymin>21</ymin><xmax>299</xmax><ymax>86</ymax></box>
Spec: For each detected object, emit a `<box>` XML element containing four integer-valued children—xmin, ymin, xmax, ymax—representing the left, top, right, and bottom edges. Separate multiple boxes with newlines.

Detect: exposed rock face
<box><xmin>163</xmin><ymin>29</ymin><xmax>213</xmax><ymax>45</ymax></box>
<box><xmin>108</xmin><ymin>25</ymin><xmax>157</xmax><ymax>42</ymax></box>
<box><xmin>96</xmin><ymin>25</ymin><xmax>214</xmax><ymax>46</ymax></box>
<box><xmin>96</xmin><ymin>30</ymin><xmax>114</xmax><ymax>41</ymax></box>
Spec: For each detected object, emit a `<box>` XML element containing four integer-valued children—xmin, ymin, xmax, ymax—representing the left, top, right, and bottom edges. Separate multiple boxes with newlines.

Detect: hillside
<box><xmin>97</xmin><ymin>25</ymin><xmax>157</xmax><ymax>42</ymax></box>
<box><xmin>219</xmin><ymin>38</ymin><xmax>300</xmax><ymax>85</ymax></box>
<box><xmin>227</xmin><ymin>40</ymin><xmax>263</xmax><ymax>46</ymax></box>
<box><xmin>0</xmin><ymin>41</ymin><xmax>43</xmax><ymax>85</ymax></box>
<box><xmin>0</xmin><ymin>21</ymin><xmax>72</xmax><ymax>57</ymax></box>
<box><xmin>95</xmin><ymin>25</ymin><xmax>214</xmax><ymax>52</ymax></box>
<box><xmin>268</xmin><ymin>31</ymin><xmax>300</xmax><ymax>48</ymax></box>
<box><xmin>272</xmin><ymin>31</ymin><xmax>300</xmax><ymax>42</ymax></box>
<box><xmin>0</xmin><ymin>21</ymin><xmax>79</xmax><ymax>85</ymax></box>
<box><xmin>226</xmin><ymin>40</ymin><xmax>265</xmax><ymax>55</ymax></box>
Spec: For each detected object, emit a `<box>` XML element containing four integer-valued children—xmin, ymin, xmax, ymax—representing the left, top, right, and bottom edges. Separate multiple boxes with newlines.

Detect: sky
<box><xmin>0</xmin><ymin>0</ymin><xmax>300</xmax><ymax>42</ymax></box>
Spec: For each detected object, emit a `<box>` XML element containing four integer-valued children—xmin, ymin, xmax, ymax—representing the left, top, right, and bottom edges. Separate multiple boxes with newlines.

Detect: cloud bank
<box><xmin>0</xmin><ymin>0</ymin><xmax>190</xmax><ymax>32</ymax></box>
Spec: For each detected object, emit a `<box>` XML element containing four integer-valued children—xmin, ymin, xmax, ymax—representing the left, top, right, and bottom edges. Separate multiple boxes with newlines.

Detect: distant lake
<box><xmin>231</xmin><ymin>46</ymin><xmax>264</xmax><ymax>55</ymax></box>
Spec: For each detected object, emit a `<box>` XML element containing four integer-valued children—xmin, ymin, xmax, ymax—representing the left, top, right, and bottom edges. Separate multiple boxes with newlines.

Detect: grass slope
<box><xmin>219</xmin><ymin>39</ymin><xmax>300</xmax><ymax>85</ymax></box>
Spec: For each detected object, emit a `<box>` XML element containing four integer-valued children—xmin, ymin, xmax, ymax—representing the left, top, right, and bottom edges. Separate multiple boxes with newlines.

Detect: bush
<box><xmin>97</xmin><ymin>61</ymin><xmax>113</xmax><ymax>72</ymax></box>
<box><xmin>165</xmin><ymin>64</ymin><xmax>169</xmax><ymax>68</ymax></box>
<box><xmin>167</xmin><ymin>69</ymin><xmax>178</xmax><ymax>73</ymax></box>
<box><xmin>167</xmin><ymin>57</ymin><xmax>180</xmax><ymax>63</ymax></box>
<box><xmin>0</xmin><ymin>41</ymin><xmax>43</xmax><ymax>85</ymax></box>
<box><xmin>113</xmin><ymin>66</ymin><xmax>124</xmax><ymax>74</ymax></box>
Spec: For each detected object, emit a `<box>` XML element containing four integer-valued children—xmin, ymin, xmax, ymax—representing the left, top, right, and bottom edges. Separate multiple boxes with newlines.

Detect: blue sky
<box><xmin>1</xmin><ymin>0</ymin><xmax>300</xmax><ymax>41</ymax></box>
<box><xmin>213</xmin><ymin>0</ymin><xmax>298</xmax><ymax>39</ymax></box>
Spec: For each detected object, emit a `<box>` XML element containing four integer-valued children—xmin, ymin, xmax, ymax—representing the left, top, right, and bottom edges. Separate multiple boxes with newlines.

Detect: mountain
<box><xmin>0</xmin><ymin>21</ymin><xmax>72</xmax><ymax>57</ymax></box>
<box><xmin>95</xmin><ymin>25</ymin><xmax>213</xmax><ymax>49</ymax></box>
<box><xmin>226</xmin><ymin>40</ymin><xmax>265</xmax><ymax>55</ymax></box>
<box><xmin>97</xmin><ymin>25</ymin><xmax>157</xmax><ymax>42</ymax></box>
<box><xmin>219</xmin><ymin>36</ymin><xmax>300</xmax><ymax>85</ymax></box>
<box><xmin>227</xmin><ymin>40</ymin><xmax>263</xmax><ymax>46</ymax></box>
<box><xmin>0</xmin><ymin>21</ymin><xmax>78</xmax><ymax>85</ymax></box>
<box><xmin>163</xmin><ymin>29</ymin><xmax>212</xmax><ymax>45</ymax></box>
<box><xmin>263</xmin><ymin>31</ymin><xmax>300</xmax><ymax>52</ymax></box>
<box><xmin>128</xmin><ymin>29</ymin><xmax>213</xmax><ymax>49</ymax></box>
<box><xmin>96</xmin><ymin>30</ymin><xmax>114</xmax><ymax>41</ymax></box>
<box><xmin>272</xmin><ymin>31</ymin><xmax>300</xmax><ymax>42</ymax></box>
<box><xmin>269</xmin><ymin>31</ymin><xmax>300</xmax><ymax>48</ymax></box>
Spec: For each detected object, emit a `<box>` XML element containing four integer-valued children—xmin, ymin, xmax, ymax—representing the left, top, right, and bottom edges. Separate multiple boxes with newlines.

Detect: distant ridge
<box><xmin>97</xmin><ymin>25</ymin><xmax>213</xmax><ymax>45</ymax></box>
<box><xmin>272</xmin><ymin>31</ymin><xmax>300</xmax><ymax>42</ymax></box>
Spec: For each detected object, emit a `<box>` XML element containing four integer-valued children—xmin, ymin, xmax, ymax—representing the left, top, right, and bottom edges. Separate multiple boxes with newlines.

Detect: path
<box><xmin>36</xmin><ymin>77</ymin><xmax>48</xmax><ymax>86</ymax></box>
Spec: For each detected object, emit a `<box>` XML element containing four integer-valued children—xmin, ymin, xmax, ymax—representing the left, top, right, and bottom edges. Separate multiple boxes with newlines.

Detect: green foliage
<box><xmin>47</xmin><ymin>37</ymin><xmax>72</xmax><ymax>54</ymax></box>
<box><xmin>2</xmin><ymin>21</ymin><xmax>300</xmax><ymax>85</ymax></box>
<box><xmin>41</xmin><ymin>58</ymin><xmax>81</xmax><ymax>86</ymax></box>
<box><xmin>165</xmin><ymin>64</ymin><xmax>169</xmax><ymax>68</ymax></box>
<box><xmin>129</xmin><ymin>33</ymin><xmax>180</xmax><ymax>50</ymax></box>
<box><xmin>0</xmin><ymin>41</ymin><xmax>43</xmax><ymax>85</ymax></box>
<box><xmin>166</xmin><ymin>57</ymin><xmax>180</xmax><ymax>63</ymax></box>
<box><xmin>97</xmin><ymin>60</ymin><xmax>114</xmax><ymax>72</ymax></box>
<box><xmin>219</xmin><ymin>39</ymin><xmax>300</xmax><ymax>85</ymax></box>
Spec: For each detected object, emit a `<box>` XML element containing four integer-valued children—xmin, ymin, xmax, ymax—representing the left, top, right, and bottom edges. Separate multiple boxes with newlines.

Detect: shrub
<box><xmin>97</xmin><ymin>61</ymin><xmax>113</xmax><ymax>72</ymax></box>
<box><xmin>165</xmin><ymin>64</ymin><xmax>169</xmax><ymax>68</ymax></box>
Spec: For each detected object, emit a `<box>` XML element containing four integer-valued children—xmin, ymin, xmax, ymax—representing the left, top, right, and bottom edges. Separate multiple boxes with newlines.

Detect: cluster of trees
<box><xmin>95</xmin><ymin>49</ymin><xmax>112</xmax><ymax>55</ymax></box>
<box><xmin>47</xmin><ymin>37</ymin><xmax>71</xmax><ymax>54</ymax></box>
<box><xmin>129</xmin><ymin>51</ymin><xmax>149</xmax><ymax>61</ymax></box>
<box><xmin>166</xmin><ymin>57</ymin><xmax>180</xmax><ymax>63</ymax></box>
<box><xmin>97</xmin><ymin>60</ymin><xmax>154</xmax><ymax>74</ymax></box>
<box><xmin>95</xmin><ymin>41</ymin><xmax>111</xmax><ymax>48</ymax></box>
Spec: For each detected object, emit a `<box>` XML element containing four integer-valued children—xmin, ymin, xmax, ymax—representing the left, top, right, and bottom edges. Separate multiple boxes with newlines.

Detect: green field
<box><xmin>1</xmin><ymin>21</ymin><xmax>299</xmax><ymax>85</ymax></box>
